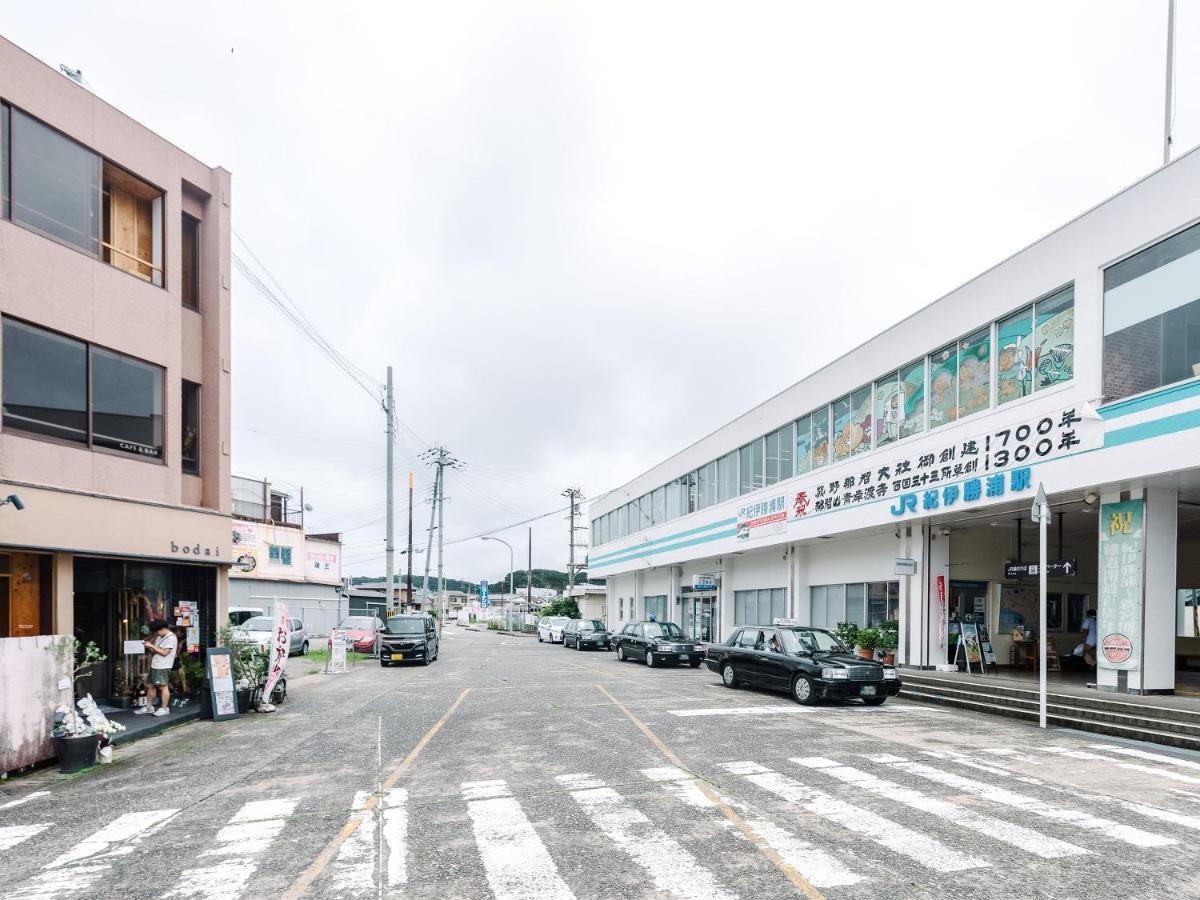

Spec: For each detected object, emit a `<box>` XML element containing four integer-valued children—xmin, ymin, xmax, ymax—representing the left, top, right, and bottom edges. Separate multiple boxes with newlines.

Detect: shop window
<box><xmin>958</xmin><ymin>327</ymin><xmax>991</xmax><ymax>418</ymax></box>
<box><xmin>102</xmin><ymin>161</ymin><xmax>163</xmax><ymax>285</ymax></box>
<box><xmin>809</xmin><ymin>405</ymin><xmax>829</xmax><ymax>469</ymax></box>
<box><xmin>1</xmin><ymin>318</ymin><xmax>88</xmax><ymax>444</ymax></box>
<box><xmin>665</xmin><ymin>481</ymin><xmax>682</xmax><ymax>520</ymax></box>
<box><xmin>182</xmin><ymin>380</ymin><xmax>200</xmax><ymax>475</ymax></box>
<box><xmin>929</xmin><ymin>342</ymin><xmax>958</xmax><ymax>427</ymax></box>
<box><xmin>718</xmin><ymin>450</ymin><xmax>738</xmax><ymax>503</ymax></box>
<box><xmin>652</xmin><ymin>485</ymin><xmax>667</xmax><ymax>523</ymax></box>
<box><xmin>268</xmin><ymin>544</ymin><xmax>293</xmax><ymax>566</ymax></box>
<box><xmin>734</xmin><ymin>588</ymin><xmax>786</xmax><ymax>626</ymax></box>
<box><xmin>7</xmin><ymin>106</ymin><xmax>101</xmax><ymax>256</ymax></box>
<box><xmin>765</xmin><ymin>423</ymin><xmax>793</xmax><ymax>485</ymax></box>
<box><xmin>181</xmin><ymin>212</ymin><xmax>200</xmax><ymax>310</ymax></box>
<box><xmin>91</xmin><ymin>346</ymin><xmax>164</xmax><ymax>460</ymax></box>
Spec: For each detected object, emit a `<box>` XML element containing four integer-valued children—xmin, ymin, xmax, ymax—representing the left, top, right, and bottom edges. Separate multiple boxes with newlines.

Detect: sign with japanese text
<box><xmin>262</xmin><ymin>602</ymin><xmax>289</xmax><ymax>705</ymax></box>
<box><xmin>692</xmin><ymin>574</ymin><xmax>718</xmax><ymax>590</ymax></box>
<box><xmin>789</xmin><ymin>406</ymin><xmax>1099</xmax><ymax>524</ymax></box>
<box><xmin>1098</xmin><ymin>500</ymin><xmax>1144</xmax><ymax>671</ymax></box>
<box><xmin>1003</xmin><ymin>559</ymin><xmax>1078</xmax><ymax>579</ymax></box>
<box><xmin>737</xmin><ymin>495</ymin><xmax>788</xmax><ymax>541</ymax></box>
<box><xmin>206</xmin><ymin>648</ymin><xmax>238</xmax><ymax>721</ymax></box>
<box><xmin>232</xmin><ymin>520</ymin><xmax>259</xmax><ymax>549</ymax></box>
<box><xmin>480</xmin><ymin>580</ymin><xmax>490</xmax><ymax>608</ymax></box>
<box><xmin>961</xmin><ymin>622</ymin><xmax>983</xmax><ymax>665</ymax></box>
<box><xmin>937</xmin><ymin>575</ymin><xmax>946</xmax><ymax>650</ymax></box>
<box><xmin>329</xmin><ymin>629</ymin><xmax>348</xmax><ymax>673</ymax></box>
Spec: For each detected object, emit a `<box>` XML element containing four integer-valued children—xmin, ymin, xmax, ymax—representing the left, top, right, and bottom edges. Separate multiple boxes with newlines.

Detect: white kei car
<box><xmin>537</xmin><ymin>616</ymin><xmax>571</xmax><ymax>643</ymax></box>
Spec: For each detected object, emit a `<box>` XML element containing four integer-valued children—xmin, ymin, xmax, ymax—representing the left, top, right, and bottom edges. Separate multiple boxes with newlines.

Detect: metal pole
<box><xmin>422</xmin><ymin>463</ymin><xmax>438</xmax><ymax>612</ymax></box>
<box><xmin>507</xmin><ymin>544</ymin><xmax>514</xmax><ymax>633</ymax></box>
<box><xmin>1039</xmin><ymin>500</ymin><xmax>1048</xmax><ymax>729</ymax></box>
<box><xmin>385</xmin><ymin>367</ymin><xmax>395</xmax><ymax>617</ymax></box>
<box><xmin>527</xmin><ymin>526</ymin><xmax>533</xmax><ymax>613</ymax></box>
<box><xmin>437</xmin><ymin>457</ymin><xmax>446</xmax><ymax>629</ymax></box>
<box><xmin>407</xmin><ymin>471</ymin><xmax>414</xmax><ymax>608</ymax></box>
<box><xmin>1164</xmin><ymin>0</ymin><xmax>1176</xmax><ymax>166</ymax></box>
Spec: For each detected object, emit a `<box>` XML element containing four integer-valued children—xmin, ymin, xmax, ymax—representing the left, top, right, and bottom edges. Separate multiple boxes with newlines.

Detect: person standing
<box><xmin>137</xmin><ymin>620</ymin><xmax>178</xmax><ymax>717</ymax></box>
<box><xmin>1080</xmin><ymin>608</ymin><xmax>1098</xmax><ymax>668</ymax></box>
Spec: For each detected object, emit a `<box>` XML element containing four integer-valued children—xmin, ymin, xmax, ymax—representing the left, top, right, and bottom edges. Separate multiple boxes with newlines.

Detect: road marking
<box><xmin>640</xmin><ymin>767</ymin><xmax>863</xmax><ymax>887</ymax></box>
<box><xmin>0</xmin><ymin>791</ymin><xmax>51</xmax><ymax>811</ymax></box>
<box><xmin>1038</xmin><ymin>746</ymin><xmax>1200</xmax><ymax>785</ymax></box>
<box><xmin>598</xmin><ymin>684</ymin><xmax>827</xmax><ymax>900</ymax></box>
<box><xmin>0</xmin><ymin>824</ymin><xmax>50</xmax><ymax>852</ymax></box>
<box><xmin>724</xmin><ymin>762</ymin><xmax>984</xmax><ymax>873</ymax></box>
<box><xmin>8</xmin><ymin>809</ymin><xmax>176</xmax><ymax>900</ymax></box>
<box><xmin>1086</xmin><ymin>744</ymin><xmax>1200</xmax><ymax>772</ymax></box>
<box><xmin>167</xmin><ymin>798</ymin><xmax>298</xmax><ymax>898</ymax></box>
<box><xmin>559</xmin><ymin>774</ymin><xmax>737</xmax><ymax>900</ymax></box>
<box><xmin>329</xmin><ymin>789</ymin><xmax>408</xmax><ymax>897</ymax></box>
<box><xmin>667</xmin><ymin>704</ymin><xmax>944</xmax><ymax>718</ymax></box>
<box><xmin>792</xmin><ymin>757</ymin><xmax>1087</xmax><ymax>859</ymax></box>
<box><xmin>464</xmin><ymin>779</ymin><xmax>574</xmax><ymax>900</ymax></box>
<box><xmin>873</xmin><ymin>757</ymin><xmax>1175</xmax><ymax>848</ymax></box>
<box><xmin>281</xmin><ymin>686</ymin><xmax>471</xmax><ymax>900</ymax></box>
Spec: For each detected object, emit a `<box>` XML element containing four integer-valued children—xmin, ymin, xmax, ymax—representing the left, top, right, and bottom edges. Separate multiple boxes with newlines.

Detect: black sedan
<box><xmin>562</xmin><ymin>619</ymin><xmax>612</xmax><ymax>651</ymax></box>
<box><xmin>613</xmin><ymin>621</ymin><xmax>703</xmax><ymax>668</ymax></box>
<box><xmin>705</xmin><ymin>625</ymin><xmax>901</xmax><ymax>705</ymax></box>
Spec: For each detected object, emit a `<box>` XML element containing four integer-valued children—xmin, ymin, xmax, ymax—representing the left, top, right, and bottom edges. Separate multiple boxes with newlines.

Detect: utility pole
<box><xmin>406</xmin><ymin>471</ymin><xmax>414</xmax><ymax>607</ymax></box>
<box><xmin>527</xmin><ymin>526</ymin><xmax>533</xmax><ymax>612</ymax></box>
<box><xmin>1032</xmin><ymin>484</ymin><xmax>1051</xmax><ymax>729</ymax></box>
<box><xmin>384</xmin><ymin>367</ymin><xmax>395</xmax><ymax>616</ymax></box>
<box><xmin>422</xmin><ymin>466</ymin><xmax>439</xmax><ymax>613</ymax></box>
<box><xmin>1164</xmin><ymin>0</ymin><xmax>1176</xmax><ymax>166</ymax></box>
<box><xmin>421</xmin><ymin>446</ymin><xmax>463</xmax><ymax>627</ymax></box>
<box><xmin>563</xmin><ymin>487</ymin><xmax>584</xmax><ymax>603</ymax></box>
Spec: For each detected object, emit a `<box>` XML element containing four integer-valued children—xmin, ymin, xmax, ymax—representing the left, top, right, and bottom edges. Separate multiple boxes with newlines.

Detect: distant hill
<box><xmin>349</xmin><ymin>568</ymin><xmax>595</xmax><ymax>594</ymax></box>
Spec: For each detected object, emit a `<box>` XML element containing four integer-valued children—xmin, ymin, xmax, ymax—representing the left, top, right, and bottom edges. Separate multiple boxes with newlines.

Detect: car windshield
<box><xmin>385</xmin><ymin>617</ymin><xmax>425</xmax><ymax>635</ymax></box>
<box><xmin>339</xmin><ymin>617</ymin><xmax>375</xmax><ymax>629</ymax></box>
<box><xmin>578</xmin><ymin>620</ymin><xmax>604</xmax><ymax>632</ymax></box>
<box><xmin>784</xmin><ymin>628</ymin><xmax>848</xmax><ymax>654</ymax></box>
<box><xmin>545</xmin><ymin>617</ymin><xmax>569</xmax><ymax>626</ymax></box>
<box><xmin>644</xmin><ymin>623</ymin><xmax>682</xmax><ymax>639</ymax></box>
<box><xmin>239</xmin><ymin>617</ymin><xmax>273</xmax><ymax>631</ymax></box>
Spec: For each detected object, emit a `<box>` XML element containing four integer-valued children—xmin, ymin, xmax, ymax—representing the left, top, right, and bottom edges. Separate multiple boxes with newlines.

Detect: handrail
<box><xmin>101</xmin><ymin>241</ymin><xmax>162</xmax><ymax>273</ymax></box>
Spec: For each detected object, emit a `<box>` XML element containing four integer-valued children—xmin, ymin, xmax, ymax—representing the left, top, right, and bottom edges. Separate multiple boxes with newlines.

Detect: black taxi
<box><xmin>613</xmin><ymin>621</ymin><xmax>704</xmax><ymax>668</ymax></box>
<box><xmin>704</xmin><ymin>625</ymin><xmax>901</xmax><ymax>705</ymax></box>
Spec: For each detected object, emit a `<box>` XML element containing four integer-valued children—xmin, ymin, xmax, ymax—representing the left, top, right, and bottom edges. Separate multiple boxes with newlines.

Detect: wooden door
<box><xmin>9</xmin><ymin>553</ymin><xmax>42</xmax><ymax>637</ymax></box>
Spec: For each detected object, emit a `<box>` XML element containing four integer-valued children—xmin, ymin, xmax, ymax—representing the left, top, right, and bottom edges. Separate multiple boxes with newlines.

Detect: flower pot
<box><xmin>856</xmin><ymin>648</ymin><xmax>874</xmax><ymax>659</ymax></box>
<box><xmin>882</xmin><ymin>653</ymin><xmax>896</xmax><ymax>665</ymax></box>
<box><xmin>53</xmin><ymin>733</ymin><xmax>101</xmax><ymax>774</ymax></box>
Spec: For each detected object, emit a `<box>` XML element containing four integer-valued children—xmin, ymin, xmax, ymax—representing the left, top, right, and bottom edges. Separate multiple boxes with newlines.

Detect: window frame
<box><xmin>181</xmin><ymin>379</ymin><xmax>201</xmax><ymax>476</ymax></box>
<box><xmin>181</xmin><ymin>211</ymin><xmax>201</xmax><ymax>311</ymax></box>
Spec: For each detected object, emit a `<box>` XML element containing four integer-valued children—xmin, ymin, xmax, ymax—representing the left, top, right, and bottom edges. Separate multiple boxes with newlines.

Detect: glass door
<box><xmin>687</xmin><ymin>595</ymin><xmax>716</xmax><ymax>642</ymax></box>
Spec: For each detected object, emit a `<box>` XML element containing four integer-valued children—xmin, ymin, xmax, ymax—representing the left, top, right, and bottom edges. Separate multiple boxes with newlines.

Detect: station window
<box><xmin>734</xmin><ymin>588</ymin><xmax>786</xmax><ymax>626</ymax></box>
<box><xmin>643</xmin><ymin>595</ymin><xmax>668</xmax><ymax>622</ymax></box>
<box><xmin>665</xmin><ymin>480</ymin><xmax>682</xmax><ymax>520</ymax></box>
<box><xmin>810</xmin><ymin>581</ymin><xmax>898</xmax><ymax>629</ymax></box>
<box><xmin>717</xmin><ymin>450</ymin><xmax>738</xmax><ymax>503</ymax></box>
<box><xmin>765</xmin><ymin>423</ymin><xmax>793</xmax><ymax>485</ymax></box>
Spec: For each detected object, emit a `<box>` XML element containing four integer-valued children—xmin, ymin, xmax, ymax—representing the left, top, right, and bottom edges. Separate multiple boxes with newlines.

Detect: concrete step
<box><xmin>899</xmin><ymin>677</ymin><xmax>1200</xmax><ymax>752</ymax></box>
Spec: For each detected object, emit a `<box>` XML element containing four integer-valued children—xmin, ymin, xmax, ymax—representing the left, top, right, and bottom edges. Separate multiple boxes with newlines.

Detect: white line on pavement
<box><xmin>722</xmin><ymin>762</ymin><xmax>985</xmax><ymax>873</ymax></box>
<box><xmin>874</xmin><ymin>757</ymin><xmax>1175</xmax><ymax>848</ymax></box>
<box><xmin>1085</xmin><ymin>745</ymin><xmax>1200</xmax><ymax>773</ymax></box>
<box><xmin>0</xmin><ymin>824</ymin><xmax>50</xmax><ymax>853</ymax></box>
<box><xmin>792</xmin><ymin>757</ymin><xmax>1087</xmax><ymax>859</ymax></box>
<box><xmin>0</xmin><ymin>791</ymin><xmax>51</xmax><ymax>811</ymax></box>
<box><xmin>329</xmin><ymin>789</ymin><xmax>409</xmax><ymax>897</ymax></box>
<box><xmin>167</xmin><ymin>798</ymin><xmax>299</xmax><ymax>899</ymax></box>
<box><xmin>558</xmin><ymin>774</ymin><xmax>738</xmax><ymax>900</ymax></box>
<box><xmin>464</xmin><ymin>779</ymin><xmax>574</xmax><ymax>900</ymax></box>
<box><xmin>639</xmin><ymin>767</ymin><xmax>863</xmax><ymax>887</ymax></box>
<box><xmin>668</xmin><ymin>705</ymin><xmax>943</xmax><ymax>718</ymax></box>
<box><xmin>1037</xmin><ymin>746</ymin><xmax>1200</xmax><ymax>785</ymax></box>
<box><xmin>382</xmin><ymin>788</ymin><xmax>408</xmax><ymax>891</ymax></box>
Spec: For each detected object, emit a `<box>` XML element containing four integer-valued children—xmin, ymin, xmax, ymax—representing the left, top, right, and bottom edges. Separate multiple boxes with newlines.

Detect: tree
<box><xmin>536</xmin><ymin>598</ymin><xmax>581</xmax><ymax>619</ymax></box>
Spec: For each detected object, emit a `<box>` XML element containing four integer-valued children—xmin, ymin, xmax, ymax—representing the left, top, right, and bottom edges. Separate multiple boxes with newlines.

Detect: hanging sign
<box><xmin>1004</xmin><ymin>559</ymin><xmax>1077</xmax><ymax>579</ymax></box>
<box><xmin>1098</xmin><ymin>500</ymin><xmax>1144</xmax><ymax>671</ymax></box>
<box><xmin>894</xmin><ymin>558</ymin><xmax>917</xmax><ymax>576</ymax></box>
<box><xmin>692</xmin><ymin>574</ymin><xmax>718</xmax><ymax>590</ymax></box>
<box><xmin>261</xmin><ymin>602</ymin><xmax>290</xmax><ymax>705</ymax></box>
<box><xmin>936</xmin><ymin>575</ymin><xmax>946</xmax><ymax>650</ymax></box>
<box><xmin>206</xmin><ymin>648</ymin><xmax>239</xmax><ymax>721</ymax></box>
<box><xmin>737</xmin><ymin>495</ymin><xmax>788</xmax><ymax>541</ymax></box>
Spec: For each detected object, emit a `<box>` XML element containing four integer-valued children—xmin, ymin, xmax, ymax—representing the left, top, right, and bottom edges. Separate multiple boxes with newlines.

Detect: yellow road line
<box><xmin>596</xmin><ymin>684</ymin><xmax>825</xmax><ymax>900</ymax></box>
<box><xmin>280</xmin><ymin>687</ymin><xmax>471</xmax><ymax>899</ymax></box>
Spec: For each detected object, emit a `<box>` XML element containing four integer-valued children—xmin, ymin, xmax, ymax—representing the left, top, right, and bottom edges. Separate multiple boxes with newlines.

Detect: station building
<box><xmin>589</xmin><ymin>148</ymin><xmax>1200</xmax><ymax>695</ymax></box>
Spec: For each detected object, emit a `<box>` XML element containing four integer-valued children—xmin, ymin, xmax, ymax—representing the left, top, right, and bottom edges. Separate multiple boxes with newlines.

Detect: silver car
<box><xmin>537</xmin><ymin>616</ymin><xmax>570</xmax><ymax>643</ymax></box>
<box><xmin>233</xmin><ymin>615</ymin><xmax>310</xmax><ymax>656</ymax></box>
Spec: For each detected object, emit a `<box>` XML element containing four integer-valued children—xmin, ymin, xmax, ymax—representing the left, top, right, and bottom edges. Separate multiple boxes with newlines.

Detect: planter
<box><xmin>856</xmin><ymin>648</ymin><xmax>874</xmax><ymax>660</ymax></box>
<box><xmin>53</xmin><ymin>733</ymin><xmax>101</xmax><ymax>774</ymax></box>
<box><xmin>882</xmin><ymin>653</ymin><xmax>896</xmax><ymax>665</ymax></box>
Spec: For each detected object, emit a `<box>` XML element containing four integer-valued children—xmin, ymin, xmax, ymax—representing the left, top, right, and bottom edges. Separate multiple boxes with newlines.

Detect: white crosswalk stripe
<box><xmin>1086</xmin><ymin>744</ymin><xmax>1200</xmax><ymax>773</ymax></box>
<box><xmin>722</xmin><ymin>761</ymin><xmax>985</xmax><ymax>873</ymax></box>
<box><xmin>463</xmin><ymin>779</ymin><xmax>574</xmax><ymax>900</ymax></box>
<box><xmin>640</xmin><ymin>766</ymin><xmax>864</xmax><ymax>887</ymax></box>
<box><xmin>558</xmin><ymin>772</ymin><xmax>738</xmax><ymax>900</ymax></box>
<box><xmin>792</xmin><ymin>757</ymin><xmax>1088</xmax><ymax>859</ymax></box>
<box><xmin>0</xmin><ymin>791</ymin><xmax>52</xmax><ymax>811</ymax></box>
<box><xmin>7</xmin><ymin>809</ymin><xmax>177</xmax><ymax>900</ymax></box>
<box><xmin>0</xmin><ymin>824</ymin><xmax>50</xmax><ymax>853</ymax></box>
<box><xmin>1037</xmin><ymin>746</ymin><xmax>1200</xmax><ymax>786</ymax></box>
<box><xmin>166</xmin><ymin>798</ymin><xmax>298</xmax><ymax>899</ymax></box>
<box><xmin>329</xmin><ymin>788</ymin><xmax>409</xmax><ymax>897</ymax></box>
<box><xmin>869</xmin><ymin>755</ymin><xmax>1175</xmax><ymax>848</ymax></box>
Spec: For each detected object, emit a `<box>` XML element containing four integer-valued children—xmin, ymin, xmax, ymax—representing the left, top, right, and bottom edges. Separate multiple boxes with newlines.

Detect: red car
<box><xmin>329</xmin><ymin>616</ymin><xmax>386</xmax><ymax>655</ymax></box>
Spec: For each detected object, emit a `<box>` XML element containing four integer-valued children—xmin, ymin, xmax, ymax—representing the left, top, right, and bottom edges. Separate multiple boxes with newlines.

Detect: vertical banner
<box><xmin>936</xmin><ymin>575</ymin><xmax>946</xmax><ymax>649</ymax></box>
<box><xmin>1098</xmin><ymin>500</ymin><xmax>1144</xmax><ymax>671</ymax></box>
<box><xmin>262</xmin><ymin>602</ymin><xmax>290</xmax><ymax>703</ymax></box>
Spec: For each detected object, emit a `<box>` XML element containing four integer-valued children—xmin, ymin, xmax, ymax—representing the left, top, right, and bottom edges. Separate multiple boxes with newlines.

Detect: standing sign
<box><xmin>329</xmin><ymin>629</ymin><xmax>348</xmax><ymax>674</ymax></box>
<box><xmin>977</xmin><ymin>623</ymin><xmax>997</xmax><ymax>666</ymax></box>
<box><xmin>205</xmin><ymin>647</ymin><xmax>239</xmax><ymax>721</ymax></box>
<box><xmin>960</xmin><ymin>623</ymin><xmax>984</xmax><ymax>668</ymax></box>
<box><xmin>261</xmin><ymin>602</ymin><xmax>289</xmax><ymax>706</ymax></box>
<box><xmin>1098</xmin><ymin>499</ymin><xmax>1144</xmax><ymax>671</ymax></box>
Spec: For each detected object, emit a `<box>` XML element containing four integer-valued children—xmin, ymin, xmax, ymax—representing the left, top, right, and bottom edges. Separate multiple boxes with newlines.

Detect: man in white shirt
<box><xmin>137</xmin><ymin>620</ymin><xmax>178</xmax><ymax>717</ymax></box>
<box><xmin>1080</xmin><ymin>609</ymin><xmax>1097</xmax><ymax>668</ymax></box>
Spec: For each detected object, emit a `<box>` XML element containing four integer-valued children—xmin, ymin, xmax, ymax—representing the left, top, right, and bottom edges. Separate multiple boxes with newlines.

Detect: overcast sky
<box><xmin>3</xmin><ymin>2</ymin><xmax>1196</xmax><ymax>583</ymax></box>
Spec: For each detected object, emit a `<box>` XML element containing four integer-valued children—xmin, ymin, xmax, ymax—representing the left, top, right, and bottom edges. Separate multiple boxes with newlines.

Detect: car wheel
<box><xmin>420</xmin><ymin>656</ymin><xmax>430</xmax><ymax>666</ymax></box>
<box><xmin>576</xmin><ymin>640</ymin><xmax>583</xmax><ymax>651</ymax></box>
<box><xmin>300</xmin><ymin>641</ymin><xmax>309</xmax><ymax>656</ymax></box>
<box><xmin>863</xmin><ymin>696</ymin><xmax>887</xmax><ymax>706</ymax></box>
<box><xmin>689</xmin><ymin>659</ymin><xmax>702</xmax><ymax>668</ymax></box>
<box><xmin>380</xmin><ymin>659</ymin><xmax>389</xmax><ymax>668</ymax></box>
<box><xmin>721</xmin><ymin>664</ymin><xmax>739</xmax><ymax>688</ymax></box>
<box><xmin>645</xmin><ymin>650</ymin><xmax>655</xmax><ymax>668</ymax></box>
<box><xmin>792</xmin><ymin>674</ymin><xmax>820</xmax><ymax>706</ymax></box>
<box><xmin>538</xmin><ymin>633</ymin><xmax>543</xmax><ymax>642</ymax></box>
<box><xmin>616</xmin><ymin>646</ymin><xmax>625</xmax><ymax>661</ymax></box>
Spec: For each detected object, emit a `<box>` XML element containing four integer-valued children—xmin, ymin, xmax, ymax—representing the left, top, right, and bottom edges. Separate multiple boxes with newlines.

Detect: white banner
<box><xmin>262</xmin><ymin>602</ymin><xmax>289</xmax><ymax>703</ymax></box>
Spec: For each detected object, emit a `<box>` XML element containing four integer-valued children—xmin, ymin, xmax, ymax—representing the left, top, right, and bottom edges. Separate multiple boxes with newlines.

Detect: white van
<box><xmin>228</xmin><ymin>606</ymin><xmax>265</xmax><ymax>626</ymax></box>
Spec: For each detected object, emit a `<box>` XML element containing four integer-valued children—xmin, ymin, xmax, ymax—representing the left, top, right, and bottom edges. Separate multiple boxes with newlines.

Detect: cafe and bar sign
<box><xmin>790</xmin><ymin>405</ymin><xmax>1102</xmax><ymax>523</ymax></box>
<box><xmin>1097</xmin><ymin>499</ymin><xmax>1144</xmax><ymax>671</ymax></box>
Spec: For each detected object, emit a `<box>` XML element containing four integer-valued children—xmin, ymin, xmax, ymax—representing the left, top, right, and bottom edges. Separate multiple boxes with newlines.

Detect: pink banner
<box><xmin>262</xmin><ymin>602</ymin><xmax>289</xmax><ymax>705</ymax></box>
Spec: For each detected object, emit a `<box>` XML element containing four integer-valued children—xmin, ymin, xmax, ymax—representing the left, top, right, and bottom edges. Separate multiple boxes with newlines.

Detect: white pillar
<box><xmin>794</xmin><ymin>545</ymin><xmax>810</xmax><ymax>626</ymax></box>
<box><xmin>1136</xmin><ymin>487</ymin><xmax>1178</xmax><ymax>693</ymax></box>
<box><xmin>923</xmin><ymin>524</ymin><xmax>950</xmax><ymax>668</ymax></box>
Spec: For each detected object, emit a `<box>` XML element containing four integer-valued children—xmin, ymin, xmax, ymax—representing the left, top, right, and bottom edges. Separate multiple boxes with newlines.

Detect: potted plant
<box><xmin>855</xmin><ymin>627</ymin><xmax>880</xmax><ymax>660</ymax></box>
<box><xmin>48</xmin><ymin>637</ymin><xmax>106</xmax><ymax>774</ymax></box>
<box><xmin>833</xmin><ymin>621</ymin><xmax>861</xmax><ymax>653</ymax></box>
<box><xmin>878</xmin><ymin>620</ymin><xmax>899</xmax><ymax>666</ymax></box>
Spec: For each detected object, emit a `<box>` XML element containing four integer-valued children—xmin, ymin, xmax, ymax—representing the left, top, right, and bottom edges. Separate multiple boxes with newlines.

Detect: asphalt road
<box><xmin>4</xmin><ymin>626</ymin><xmax>1200</xmax><ymax>900</ymax></box>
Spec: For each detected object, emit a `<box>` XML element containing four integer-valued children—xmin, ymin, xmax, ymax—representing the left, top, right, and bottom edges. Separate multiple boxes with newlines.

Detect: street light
<box><xmin>481</xmin><ymin>536</ymin><xmax>514</xmax><ymax>632</ymax></box>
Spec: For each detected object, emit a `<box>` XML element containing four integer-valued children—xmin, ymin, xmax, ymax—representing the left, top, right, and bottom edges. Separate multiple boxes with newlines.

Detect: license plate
<box><xmin>860</xmin><ymin>685</ymin><xmax>876</xmax><ymax>696</ymax></box>
<box><xmin>678</xmin><ymin>654</ymin><xmax>689</xmax><ymax>660</ymax></box>
<box><xmin>391</xmin><ymin>653</ymin><xmax>404</xmax><ymax>661</ymax></box>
